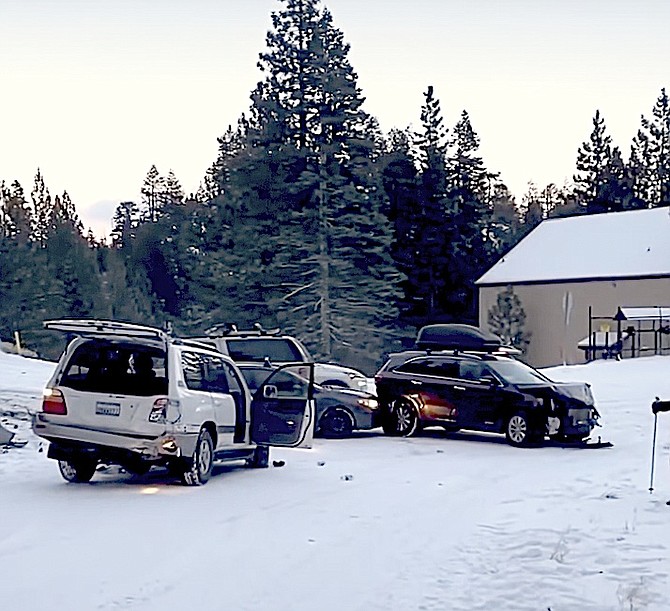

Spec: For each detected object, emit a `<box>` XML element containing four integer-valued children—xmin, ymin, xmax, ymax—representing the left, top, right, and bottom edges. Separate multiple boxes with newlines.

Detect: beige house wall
<box><xmin>478</xmin><ymin>278</ymin><xmax>670</xmax><ymax>368</ymax></box>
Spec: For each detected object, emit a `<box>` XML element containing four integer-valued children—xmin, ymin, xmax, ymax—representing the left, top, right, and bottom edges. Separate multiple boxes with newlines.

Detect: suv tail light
<box><xmin>148</xmin><ymin>398</ymin><xmax>168</xmax><ymax>423</ymax></box>
<box><xmin>43</xmin><ymin>388</ymin><xmax>67</xmax><ymax>415</ymax></box>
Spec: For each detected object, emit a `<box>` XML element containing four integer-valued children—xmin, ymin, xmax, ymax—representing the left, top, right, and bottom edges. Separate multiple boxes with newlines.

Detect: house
<box><xmin>476</xmin><ymin>206</ymin><xmax>670</xmax><ymax>367</ymax></box>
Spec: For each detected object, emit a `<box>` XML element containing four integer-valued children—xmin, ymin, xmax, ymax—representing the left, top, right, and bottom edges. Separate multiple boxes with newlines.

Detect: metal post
<box><xmin>650</xmin><ymin>411</ymin><xmax>658</xmax><ymax>493</ymax></box>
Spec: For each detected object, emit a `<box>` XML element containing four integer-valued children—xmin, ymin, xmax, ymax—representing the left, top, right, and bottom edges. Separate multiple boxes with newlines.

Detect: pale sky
<box><xmin>1</xmin><ymin>0</ymin><xmax>669</xmax><ymax>238</ymax></box>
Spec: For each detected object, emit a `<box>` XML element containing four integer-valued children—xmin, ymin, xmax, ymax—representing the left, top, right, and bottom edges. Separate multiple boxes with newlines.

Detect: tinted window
<box><xmin>225</xmin><ymin>338</ymin><xmax>304</xmax><ymax>362</ymax></box>
<box><xmin>488</xmin><ymin>359</ymin><xmax>551</xmax><ymax>385</ymax></box>
<box><xmin>61</xmin><ymin>341</ymin><xmax>167</xmax><ymax>396</ymax></box>
<box><xmin>264</xmin><ymin>369</ymin><xmax>309</xmax><ymax>398</ymax></box>
<box><xmin>201</xmin><ymin>355</ymin><xmax>230</xmax><ymax>394</ymax></box>
<box><xmin>396</xmin><ymin>358</ymin><xmax>459</xmax><ymax>378</ymax></box>
<box><xmin>459</xmin><ymin>361</ymin><xmax>487</xmax><ymax>381</ymax></box>
<box><xmin>182</xmin><ymin>352</ymin><xmax>207</xmax><ymax>391</ymax></box>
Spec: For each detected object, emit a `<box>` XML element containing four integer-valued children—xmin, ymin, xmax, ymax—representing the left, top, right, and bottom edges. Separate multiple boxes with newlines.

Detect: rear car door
<box><xmin>202</xmin><ymin>355</ymin><xmax>248</xmax><ymax>444</ymax></box>
<box><xmin>392</xmin><ymin>357</ymin><xmax>461</xmax><ymax>425</ymax></box>
<box><xmin>250</xmin><ymin>363</ymin><xmax>314</xmax><ymax>447</ymax></box>
<box><xmin>179</xmin><ymin>350</ymin><xmax>235</xmax><ymax>450</ymax></box>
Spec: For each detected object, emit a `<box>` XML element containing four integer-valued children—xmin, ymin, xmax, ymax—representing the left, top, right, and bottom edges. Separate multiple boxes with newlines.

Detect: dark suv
<box><xmin>375</xmin><ymin>324</ymin><xmax>600</xmax><ymax>447</ymax></box>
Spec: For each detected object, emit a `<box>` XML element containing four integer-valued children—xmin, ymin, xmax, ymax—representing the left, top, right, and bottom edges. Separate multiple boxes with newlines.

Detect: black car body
<box><xmin>238</xmin><ymin>364</ymin><xmax>381</xmax><ymax>438</ymax></box>
<box><xmin>375</xmin><ymin>325</ymin><xmax>600</xmax><ymax>447</ymax></box>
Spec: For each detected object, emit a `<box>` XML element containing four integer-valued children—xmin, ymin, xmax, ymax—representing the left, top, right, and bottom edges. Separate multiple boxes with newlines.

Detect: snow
<box><xmin>476</xmin><ymin>206</ymin><xmax>670</xmax><ymax>285</ymax></box>
<box><xmin>2</xmin><ymin>350</ymin><xmax>670</xmax><ymax>610</ymax></box>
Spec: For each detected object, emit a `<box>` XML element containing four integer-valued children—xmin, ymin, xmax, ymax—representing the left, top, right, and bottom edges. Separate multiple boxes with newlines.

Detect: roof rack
<box><xmin>204</xmin><ymin>322</ymin><xmax>282</xmax><ymax>338</ymax></box>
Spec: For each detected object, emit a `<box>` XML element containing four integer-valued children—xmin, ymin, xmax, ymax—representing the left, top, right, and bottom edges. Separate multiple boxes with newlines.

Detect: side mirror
<box><xmin>263</xmin><ymin>384</ymin><xmax>278</xmax><ymax>399</ymax></box>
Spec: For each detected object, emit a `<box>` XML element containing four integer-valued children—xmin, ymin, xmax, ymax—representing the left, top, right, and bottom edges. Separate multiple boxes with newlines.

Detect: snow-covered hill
<box><xmin>1</xmin><ymin>350</ymin><xmax>669</xmax><ymax>610</ymax></box>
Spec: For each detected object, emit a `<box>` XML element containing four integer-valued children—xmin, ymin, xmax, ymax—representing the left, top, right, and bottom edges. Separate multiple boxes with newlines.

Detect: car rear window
<box><xmin>225</xmin><ymin>338</ymin><xmax>304</xmax><ymax>362</ymax></box>
<box><xmin>60</xmin><ymin>341</ymin><xmax>167</xmax><ymax>396</ymax></box>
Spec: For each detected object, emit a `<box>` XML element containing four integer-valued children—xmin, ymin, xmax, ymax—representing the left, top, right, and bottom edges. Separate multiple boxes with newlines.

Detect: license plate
<box><xmin>96</xmin><ymin>402</ymin><xmax>121</xmax><ymax>416</ymax></box>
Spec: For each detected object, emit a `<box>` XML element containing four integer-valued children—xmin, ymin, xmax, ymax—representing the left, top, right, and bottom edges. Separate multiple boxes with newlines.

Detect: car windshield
<box><xmin>487</xmin><ymin>359</ymin><xmax>552</xmax><ymax>385</ymax></box>
<box><xmin>225</xmin><ymin>338</ymin><xmax>304</xmax><ymax>362</ymax></box>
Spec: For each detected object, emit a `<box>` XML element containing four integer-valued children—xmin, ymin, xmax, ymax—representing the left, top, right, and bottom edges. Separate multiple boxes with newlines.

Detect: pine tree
<box><xmin>630</xmin><ymin>88</ymin><xmax>670</xmax><ymax>207</ymax></box>
<box><xmin>30</xmin><ymin>169</ymin><xmax>53</xmax><ymax>246</ymax></box>
<box><xmin>110</xmin><ymin>201</ymin><xmax>140</xmax><ymax>248</ymax></box>
<box><xmin>591</xmin><ymin>147</ymin><xmax>635</xmax><ymax>213</ymax></box>
<box><xmin>443</xmin><ymin>109</ymin><xmax>495</xmax><ymax>322</ymax></box>
<box><xmin>488</xmin><ymin>183</ymin><xmax>521</xmax><ymax>253</ymax></box>
<box><xmin>229</xmin><ymin>0</ymin><xmax>401</xmax><ymax>366</ymax></box>
<box><xmin>411</xmin><ymin>85</ymin><xmax>451</xmax><ymax>322</ymax></box>
<box><xmin>141</xmin><ymin>165</ymin><xmax>161</xmax><ymax>222</ymax></box>
<box><xmin>380</xmin><ymin>128</ymin><xmax>422</xmax><ymax>326</ymax></box>
<box><xmin>519</xmin><ymin>182</ymin><xmax>544</xmax><ymax>234</ymax></box>
<box><xmin>573</xmin><ymin>110</ymin><xmax>613</xmax><ymax>212</ymax></box>
<box><xmin>1</xmin><ymin>181</ymin><xmax>32</xmax><ymax>244</ymax></box>
<box><xmin>487</xmin><ymin>285</ymin><xmax>531</xmax><ymax>353</ymax></box>
<box><xmin>629</xmin><ymin>124</ymin><xmax>655</xmax><ymax>208</ymax></box>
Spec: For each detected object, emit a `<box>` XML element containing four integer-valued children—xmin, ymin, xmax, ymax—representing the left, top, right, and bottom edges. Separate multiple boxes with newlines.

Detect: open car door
<box><xmin>250</xmin><ymin>363</ymin><xmax>315</xmax><ymax>447</ymax></box>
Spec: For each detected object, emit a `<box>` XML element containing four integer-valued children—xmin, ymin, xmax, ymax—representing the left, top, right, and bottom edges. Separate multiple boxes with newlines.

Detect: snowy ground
<box><xmin>1</xmin><ymin>350</ymin><xmax>670</xmax><ymax>610</ymax></box>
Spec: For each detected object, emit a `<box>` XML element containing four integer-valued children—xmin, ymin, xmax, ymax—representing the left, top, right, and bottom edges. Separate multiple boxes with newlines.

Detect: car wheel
<box><xmin>505</xmin><ymin>412</ymin><xmax>538</xmax><ymax>447</ymax></box>
<box><xmin>318</xmin><ymin>407</ymin><xmax>355</xmax><ymax>438</ymax></box>
<box><xmin>182</xmin><ymin>428</ymin><xmax>214</xmax><ymax>486</ymax></box>
<box><xmin>247</xmin><ymin>445</ymin><xmax>270</xmax><ymax>469</ymax></box>
<box><xmin>389</xmin><ymin>398</ymin><xmax>419</xmax><ymax>437</ymax></box>
<box><xmin>58</xmin><ymin>457</ymin><xmax>97</xmax><ymax>483</ymax></box>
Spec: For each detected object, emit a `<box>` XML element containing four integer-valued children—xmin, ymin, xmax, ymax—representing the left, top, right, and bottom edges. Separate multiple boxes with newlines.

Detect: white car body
<box><xmin>33</xmin><ymin>319</ymin><xmax>315</xmax><ymax>485</ymax></box>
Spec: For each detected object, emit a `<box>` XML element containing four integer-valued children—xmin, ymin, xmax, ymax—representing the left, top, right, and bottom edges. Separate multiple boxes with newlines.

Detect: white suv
<box><xmin>32</xmin><ymin>319</ymin><xmax>314</xmax><ymax>485</ymax></box>
<box><xmin>191</xmin><ymin>327</ymin><xmax>373</xmax><ymax>393</ymax></box>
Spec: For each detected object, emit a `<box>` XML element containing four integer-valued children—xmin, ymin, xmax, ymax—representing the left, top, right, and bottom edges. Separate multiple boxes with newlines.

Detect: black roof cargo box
<box><xmin>416</xmin><ymin>324</ymin><xmax>504</xmax><ymax>352</ymax></box>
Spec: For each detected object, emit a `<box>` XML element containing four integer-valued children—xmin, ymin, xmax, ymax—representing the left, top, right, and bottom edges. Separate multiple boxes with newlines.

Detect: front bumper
<box><xmin>561</xmin><ymin>407</ymin><xmax>598</xmax><ymax>436</ymax></box>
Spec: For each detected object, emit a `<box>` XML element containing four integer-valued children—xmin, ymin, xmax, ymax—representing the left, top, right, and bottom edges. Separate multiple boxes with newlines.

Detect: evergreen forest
<box><xmin>2</xmin><ymin>0</ymin><xmax>670</xmax><ymax>372</ymax></box>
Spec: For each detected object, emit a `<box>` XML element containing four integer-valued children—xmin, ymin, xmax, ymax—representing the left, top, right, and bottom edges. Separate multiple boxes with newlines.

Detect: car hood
<box><xmin>514</xmin><ymin>381</ymin><xmax>595</xmax><ymax>408</ymax></box>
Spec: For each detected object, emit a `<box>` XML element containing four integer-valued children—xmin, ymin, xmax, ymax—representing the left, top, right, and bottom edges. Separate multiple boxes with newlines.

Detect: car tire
<box><xmin>58</xmin><ymin>457</ymin><xmax>97</xmax><ymax>483</ymax></box>
<box><xmin>247</xmin><ymin>445</ymin><xmax>270</xmax><ymax>469</ymax></box>
<box><xmin>182</xmin><ymin>428</ymin><xmax>214</xmax><ymax>486</ymax></box>
<box><xmin>505</xmin><ymin>411</ymin><xmax>539</xmax><ymax>447</ymax></box>
<box><xmin>388</xmin><ymin>397</ymin><xmax>420</xmax><ymax>437</ymax></box>
<box><xmin>318</xmin><ymin>407</ymin><xmax>355</xmax><ymax>438</ymax></box>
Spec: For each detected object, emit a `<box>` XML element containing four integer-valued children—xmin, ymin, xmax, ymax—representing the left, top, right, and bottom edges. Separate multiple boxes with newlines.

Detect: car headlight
<box><xmin>357</xmin><ymin>398</ymin><xmax>379</xmax><ymax>410</ymax></box>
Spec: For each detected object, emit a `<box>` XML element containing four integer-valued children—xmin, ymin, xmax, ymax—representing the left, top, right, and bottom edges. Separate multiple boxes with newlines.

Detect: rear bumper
<box><xmin>33</xmin><ymin>413</ymin><xmax>190</xmax><ymax>459</ymax></box>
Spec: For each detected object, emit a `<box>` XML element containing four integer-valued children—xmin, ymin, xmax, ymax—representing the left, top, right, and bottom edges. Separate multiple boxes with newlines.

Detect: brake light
<box><xmin>43</xmin><ymin>388</ymin><xmax>67</xmax><ymax>415</ymax></box>
<box><xmin>148</xmin><ymin>398</ymin><xmax>168</xmax><ymax>423</ymax></box>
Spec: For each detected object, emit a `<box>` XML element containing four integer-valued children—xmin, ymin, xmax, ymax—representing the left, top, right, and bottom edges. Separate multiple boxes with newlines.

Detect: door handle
<box><xmin>410</xmin><ymin>380</ymin><xmax>422</xmax><ymax>386</ymax></box>
<box><xmin>453</xmin><ymin>385</ymin><xmax>466</xmax><ymax>391</ymax></box>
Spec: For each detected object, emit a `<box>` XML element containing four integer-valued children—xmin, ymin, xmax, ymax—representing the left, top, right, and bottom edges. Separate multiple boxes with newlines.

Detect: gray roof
<box><xmin>477</xmin><ymin>206</ymin><xmax>670</xmax><ymax>286</ymax></box>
